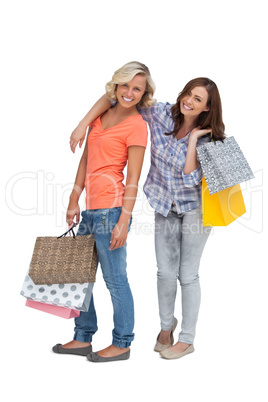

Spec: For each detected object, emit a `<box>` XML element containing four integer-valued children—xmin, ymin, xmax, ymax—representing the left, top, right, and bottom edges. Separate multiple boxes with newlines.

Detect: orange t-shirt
<box><xmin>85</xmin><ymin>114</ymin><xmax>148</xmax><ymax>209</ymax></box>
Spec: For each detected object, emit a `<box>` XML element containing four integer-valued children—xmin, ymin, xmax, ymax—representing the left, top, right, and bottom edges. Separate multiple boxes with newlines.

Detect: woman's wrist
<box><xmin>78</xmin><ymin>118</ymin><xmax>89</xmax><ymax>131</ymax></box>
<box><xmin>69</xmin><ymin>190</ymin><xmax>80</xmax><ymax>203</ymax></box>
<box><xmin>118</xmin><ymin>209</ymin><xmax>132</xmax><ymax>224</ymax></box>
<box><xmin>189</xmin><ymin>133</ymin><xmax>198</xmax><ymax>145</ymax></box>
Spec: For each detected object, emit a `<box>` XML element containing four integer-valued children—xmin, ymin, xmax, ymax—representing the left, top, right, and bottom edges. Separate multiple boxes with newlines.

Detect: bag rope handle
<box><xmin>57</xmin><ymin>223</ymin><xmax>78</xmax><ymax>239</ymax></box>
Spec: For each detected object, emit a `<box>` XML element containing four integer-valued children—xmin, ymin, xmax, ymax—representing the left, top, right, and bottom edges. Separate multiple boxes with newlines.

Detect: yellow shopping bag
<box><xmin>202</xmin><ymin>176</ymin><xmax>246</xmax><ymax>226</ymax></box>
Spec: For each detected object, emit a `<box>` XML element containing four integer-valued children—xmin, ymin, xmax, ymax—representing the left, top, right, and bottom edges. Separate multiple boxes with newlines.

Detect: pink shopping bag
<box><xmin>25</xmin><ymin>299</ymin><xmax>80</xmax><ymax>319</ymax></box>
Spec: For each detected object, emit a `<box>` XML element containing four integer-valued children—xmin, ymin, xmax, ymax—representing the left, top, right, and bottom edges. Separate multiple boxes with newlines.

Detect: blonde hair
<box><xmin>105</xmin><ymin>61</ymin><xmax>156</xmax><ymax>108</ymax></box>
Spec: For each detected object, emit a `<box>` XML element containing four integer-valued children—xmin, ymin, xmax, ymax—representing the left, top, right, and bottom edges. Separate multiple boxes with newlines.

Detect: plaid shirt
<box><xmin>139</xmin><ymin>102</ymin><xmax>210</xmax><ymax>217</ymax></box>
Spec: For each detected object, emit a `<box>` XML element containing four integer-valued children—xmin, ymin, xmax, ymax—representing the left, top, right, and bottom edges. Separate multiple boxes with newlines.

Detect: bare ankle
<box><xmin>62</xmin><ymin>340</ymin><xmax>91</xmax><ymax>349</ymax></box>
<box><xmin>158</xmin><ymin>329</ymin><xmax>172</xmax><ymax>344</ymax></box>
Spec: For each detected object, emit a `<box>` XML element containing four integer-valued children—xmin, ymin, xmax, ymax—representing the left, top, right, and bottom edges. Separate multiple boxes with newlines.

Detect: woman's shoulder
<box><xmin>128</xmin><ymin>113</ymin><xmax>148</xmax><ymax>128</ymax></box>
<box><xmin>138</xmin><ymin>101</ymin><xmax>174</xmax><ymax>120</ymax></box>
<box><xmin>124</xmin><ymin>115</ymin><xmax>148</xmax><ymax>138</ymax></box>
<box><xmin>89</xmin><ymin>115</ymin><xmax>101</xmax><ymax>129</ymax></box>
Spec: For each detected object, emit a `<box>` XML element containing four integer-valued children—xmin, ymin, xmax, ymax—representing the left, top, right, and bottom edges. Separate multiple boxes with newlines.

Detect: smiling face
<box><xmin>116</xmin><ymin>74</ymin><xmax>147</xmax><ymax>109</ymax></box>
<box><xmin>180</xmin><ymin>86</ymin><xmax>210</xmax><ymax>118</ymax></box>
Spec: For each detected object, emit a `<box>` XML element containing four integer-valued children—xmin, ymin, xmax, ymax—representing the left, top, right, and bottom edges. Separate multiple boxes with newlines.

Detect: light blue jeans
<box><xmin>155</xmin><ymin>204</ymin><xmax>211</xmax><ymax>345</ymax></box>
<box><xmin>73</xmin><ymin>207</ymin><xmax>134</xmax><ymax>348</ymax></box>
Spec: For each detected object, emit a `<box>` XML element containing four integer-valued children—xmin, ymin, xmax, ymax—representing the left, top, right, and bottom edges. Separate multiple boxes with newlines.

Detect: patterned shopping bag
<box><xmin>20</xmin><ymin>273</ymin><xmax>93</xmax><ymax>312</ymax></box>
<box><xmin>197</xmin><ymin>136</ymin><xmax>254</xmax><ymax>195</ymax></box>
<box><xmin>28</xmin><ymin>225</ymin><xmax>97</xmax><ymax>285</ymax></box>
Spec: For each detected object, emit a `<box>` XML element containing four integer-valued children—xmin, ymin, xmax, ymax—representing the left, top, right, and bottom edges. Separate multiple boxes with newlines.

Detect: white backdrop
<box><xmin>1</xmin><ymin>1</ymin><xmax>267</xmax><ymax>401</ymax></box>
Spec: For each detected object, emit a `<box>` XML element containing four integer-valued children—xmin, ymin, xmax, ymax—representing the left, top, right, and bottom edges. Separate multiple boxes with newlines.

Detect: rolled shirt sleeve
<box><xmin>182</xmin><ymin>164</ymin><xmax>203</xmax><ymax>187</ymax></box>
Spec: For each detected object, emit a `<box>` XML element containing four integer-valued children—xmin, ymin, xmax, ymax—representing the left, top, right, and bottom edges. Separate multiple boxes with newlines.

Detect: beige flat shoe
<box><xmin>154</xmin><ymin>318</ymin><xmax>178</xmax><ymax>352</ymax></box>
<box><xmin>160</xmin><ymin>344</ymin><xmax>194</xmax><ymax>360</ymax></box>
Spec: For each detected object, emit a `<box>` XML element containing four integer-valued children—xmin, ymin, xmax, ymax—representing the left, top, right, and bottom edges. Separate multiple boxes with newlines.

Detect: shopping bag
<box><xmin>20</xmin><ymin>272</ymin><xmax>93</xmax><ymax>312</ymax></box>
<box><xmin>28</xmin><ymin>225</ymin><xmax>97</xmax><ymax>285</ymax></box>
<box><xmin>197</xmin><ymin>136</ymin><xmax>254</xmax><ymax>195</ymax></box>
<box><xmin>25</xmin><ymin>299</ymin><xmax>80</xmax><ymax>319</ymax></box>
<box><xmin>202</xmin><ymin>176</ymin><xmax>246</xmax><ymax>226</ymax></box>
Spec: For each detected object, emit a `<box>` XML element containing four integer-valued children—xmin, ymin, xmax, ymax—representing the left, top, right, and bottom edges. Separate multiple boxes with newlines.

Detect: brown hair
<box><xmin>167</xmin><ymin>77</ymin><xmax>225</xmax><ymax>141</ymax></box>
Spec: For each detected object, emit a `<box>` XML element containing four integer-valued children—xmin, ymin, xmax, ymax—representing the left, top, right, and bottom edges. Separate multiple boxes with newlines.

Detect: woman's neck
<box><xmin>100</xmin><ymin>102</ymin><xmax>139</xmax><ymax>130</ymax></box>
<box><xmin>183</xmin><ymin>115</ymin><xmax>197</xmax><ymax>131</ymax></box>
<box><xmin>112</xmin><ymin>102</ymin><xmax>139</xmax><ymax>118</ymax></box>
<box><xmin>176</xmin><ymin>117</ymin><xmax>197</xmax><ymax>139</ymax></box>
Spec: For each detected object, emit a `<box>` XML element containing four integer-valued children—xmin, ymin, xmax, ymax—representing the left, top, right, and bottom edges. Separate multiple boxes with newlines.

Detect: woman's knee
<box><xmin>178</xmin><ymin>272</ymin><xmax>200</xmax><ymax>287</ymax></box>
<box><xmin>157</xmin><ymin>267</ymin><xmax>178</xmax><ymax>283</ymax></box>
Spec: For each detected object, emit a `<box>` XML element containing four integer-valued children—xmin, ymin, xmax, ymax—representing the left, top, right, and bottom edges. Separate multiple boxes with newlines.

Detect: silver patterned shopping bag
<box><xmin>196</xmin><ymin>136</ymin><xmax>254</xmax><ymax>195</ymax></box>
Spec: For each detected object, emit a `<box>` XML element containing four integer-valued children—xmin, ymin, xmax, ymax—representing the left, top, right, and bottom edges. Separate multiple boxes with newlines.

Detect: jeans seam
<box><xmin>106</xmin><ymin>248</ymin><xmax>133</xmax><ymax>348</ymax></box>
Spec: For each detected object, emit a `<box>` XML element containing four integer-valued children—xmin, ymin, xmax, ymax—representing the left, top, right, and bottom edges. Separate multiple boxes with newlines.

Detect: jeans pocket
<box><xmin>109</xmin><ymin>207</ymin><xmax>132</xmax><ymax>233</ymax></box>
<box><xmin>109</xmin><ymin>207</ymin><xmax>122</xmax><ymax>229</ymax></box>
<box><xmin>81</xmin><ymin>210</ymin><xmax>86</xmax><ymax>219</ymax></box>
<box><xmin>77</xmin><ymin>211</ymin><xmax>91</xmax><ymax>236</ymax></box>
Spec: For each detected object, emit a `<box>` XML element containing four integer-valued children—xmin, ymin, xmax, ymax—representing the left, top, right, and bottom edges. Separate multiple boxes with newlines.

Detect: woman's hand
<box><xmin>66</xmin><ymin>197</ymin><xmax>80</xmax><ymax>227</ymax></box>
<box><xmin>69</xmin><ymin>95</ymin><xmax>112</xmax><ymax>153</ymax></box>
<box><xmin>110</xmin><ymin>221</ymin><xmax>129</xmax><ymax>250</ymax></box>
<box><xmin>190</xmin><ymin>126</ymin><xmax>212</xmax><ymax>141</ymax></box>
<box><xmin>70</xmin><ymin>123</ymin><xmax>87</xmax><ymax>153</ymax></box>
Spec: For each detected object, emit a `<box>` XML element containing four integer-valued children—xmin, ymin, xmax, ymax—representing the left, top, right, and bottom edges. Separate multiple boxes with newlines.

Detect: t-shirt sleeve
<box><xmin>125</xmin><ymin>119</ymin><xmax>148</xmax><ymax>148</ymax></box>
<box><xmin>88</xmin><ymin>118</ymin><xmax>97</xmax><ymax>129</ymax></box>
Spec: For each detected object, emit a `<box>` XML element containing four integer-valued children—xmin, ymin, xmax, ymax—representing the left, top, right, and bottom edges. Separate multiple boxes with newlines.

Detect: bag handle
<box><xmin>57</xmin><ymin>223</ymin><xmax>78</xmax><ymax>239</ymax></box>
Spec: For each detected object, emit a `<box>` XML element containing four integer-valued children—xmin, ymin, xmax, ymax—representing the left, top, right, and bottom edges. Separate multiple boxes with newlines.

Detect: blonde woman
<box><xmin>53</xmin><ymin>62</ymin><xmax>155</xmax><ymax>362</ymax></box>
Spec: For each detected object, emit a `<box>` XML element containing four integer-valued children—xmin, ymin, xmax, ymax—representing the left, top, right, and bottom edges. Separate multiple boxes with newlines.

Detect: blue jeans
<box><xmin>73</xmin><ymin>207</ymin><xmax>134</xmax><ymax>348</ymax></box>
<box><xmin>155</xmin><ymin>204</ymin><xmax>211</xmax><ymax>344</ymax></box>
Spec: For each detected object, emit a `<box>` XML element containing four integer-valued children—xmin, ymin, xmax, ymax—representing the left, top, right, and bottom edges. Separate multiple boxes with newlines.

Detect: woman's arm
<box><xmin>66</xmin><ymin>135</ymin><xmax>89</xmax><ymax>226</ymax></box>
<box><xmin>109</xmin><ymin>145</ymin><xmax>146</xmax><ymax>250</ymax></box>
<box><xmin>70</xmin><ymin>94</ymin><xmax>111</xmax><ymax>153</ymax></box>
<box><xmin>184</xmin><ymin>127</ymin><xmax>211</xmax><ymax>175</ymax></box>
